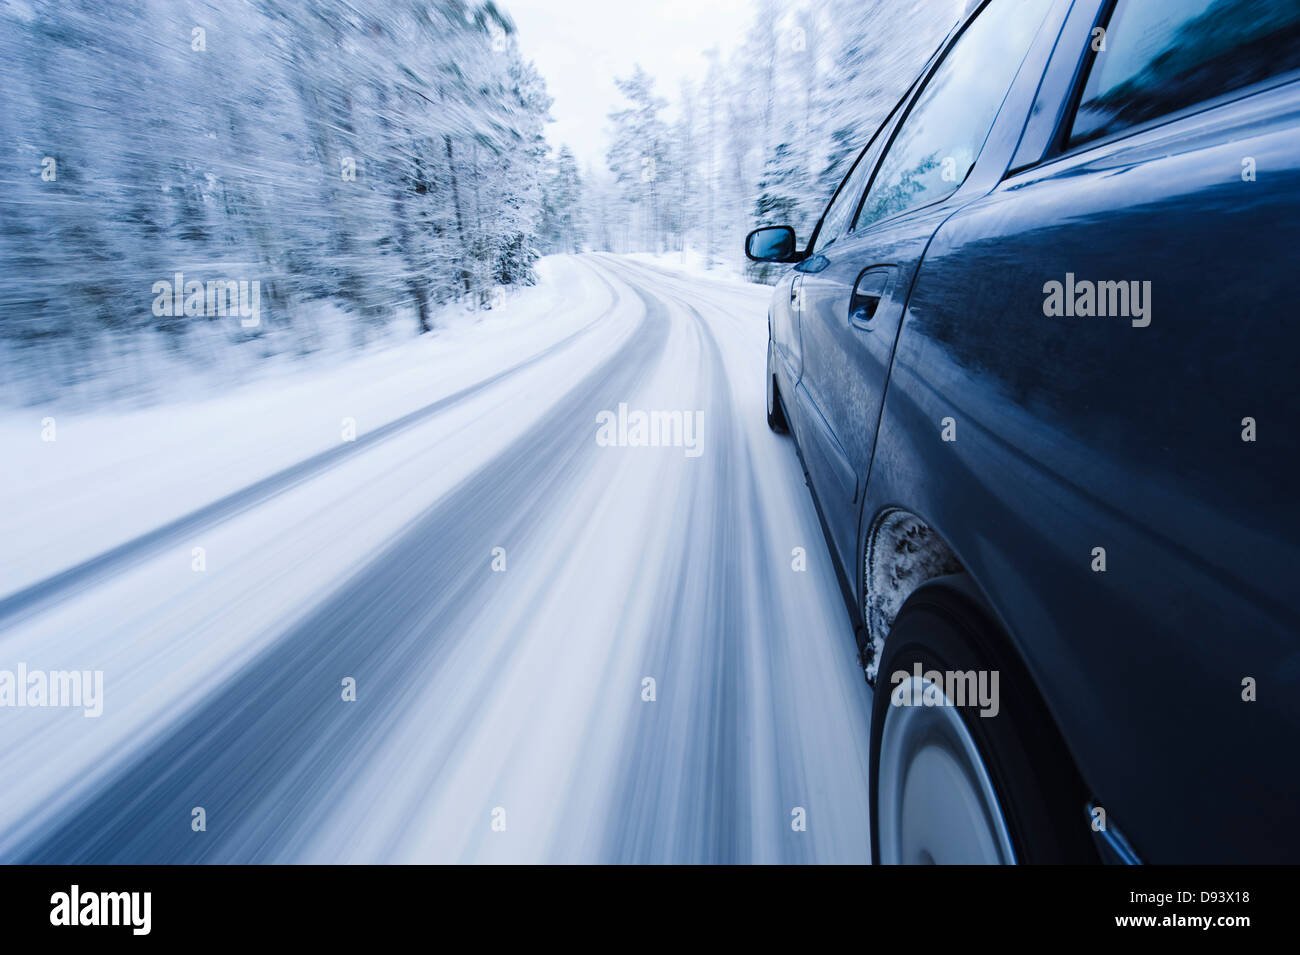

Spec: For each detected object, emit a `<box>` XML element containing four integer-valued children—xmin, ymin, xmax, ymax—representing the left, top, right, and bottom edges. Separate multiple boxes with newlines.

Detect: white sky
<box><xmin>504</xmin><ymin>0</ymin><xmax>757</xmax><ymax>173</ymax></box>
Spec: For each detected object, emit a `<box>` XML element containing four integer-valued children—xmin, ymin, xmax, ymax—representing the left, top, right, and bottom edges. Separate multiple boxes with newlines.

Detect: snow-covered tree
<box><xmin>749</xmin><ymin>135</ymin><xmax>807</xmax><ymax>282</ymax></box>
<box><xmin>540</xmin><ymin>146</ymin><xmax>586</xmax><ymax>254</ymax></box>
<box><xmin>606</xmin><ymin>65</ymin><xmax>671</xmax><ymax>253</ymax></box>
<box><xmin>590</xmin><ymin>0</ymin><xmax>954</xmax><ymax>280</ymax></box>
<box><xmin>0</xmin><ymin>0</ymin><xmax>562</xmax><ymax>397</ymax></box>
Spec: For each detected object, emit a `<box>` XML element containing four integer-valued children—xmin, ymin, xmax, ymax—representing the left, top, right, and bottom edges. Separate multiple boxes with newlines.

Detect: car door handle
<box><xmin>850</xmin><ymin>267</ymin><xmax>893</xmax><ymax>328</ymax></box>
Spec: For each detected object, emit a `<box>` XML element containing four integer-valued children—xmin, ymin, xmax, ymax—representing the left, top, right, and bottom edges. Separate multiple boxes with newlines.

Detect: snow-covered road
<box><xmin>0</xmin><ymin>255</ymin><xmax>874</xmax><ymax>863</ymax></box>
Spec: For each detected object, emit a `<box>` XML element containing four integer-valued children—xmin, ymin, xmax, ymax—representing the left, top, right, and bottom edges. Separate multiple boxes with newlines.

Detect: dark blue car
<box><xmin>747</xmin><ymin>0</ymin><xmax>1300</xmax><ymax>863</ymax></box>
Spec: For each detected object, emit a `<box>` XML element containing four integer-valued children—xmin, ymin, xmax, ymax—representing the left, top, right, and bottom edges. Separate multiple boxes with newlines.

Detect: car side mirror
<box><xmin>745</xmin><ymin>225</ymin><xmax>798</xmax><ymax>263</ymax></box>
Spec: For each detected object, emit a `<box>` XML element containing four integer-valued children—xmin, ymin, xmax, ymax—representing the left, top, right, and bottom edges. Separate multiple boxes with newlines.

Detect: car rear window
<box><xmin>1069</xmin><ymin>0</ymin><xmax>1300</xmax><ymax>146</ymax></box>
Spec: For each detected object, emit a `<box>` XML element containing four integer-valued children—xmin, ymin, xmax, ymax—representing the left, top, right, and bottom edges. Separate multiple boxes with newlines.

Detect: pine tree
<box><xmin>0</xmin><ymin>0</ymin><xmax>565</xmax><ymax>391</ymax></box>
<box><xmin>606</xmin><ymin>65</ymin><xmax>670</xmax><ymax>253</ymax></box>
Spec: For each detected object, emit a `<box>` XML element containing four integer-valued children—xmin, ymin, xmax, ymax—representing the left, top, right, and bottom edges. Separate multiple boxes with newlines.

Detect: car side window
<box><xmin>1069</xmin><ymin>0</ymin><xmax>1300</xmax><ymax>147</ymax></box>
<box><xmin>854</xmin><ymin>0</ymin><xmax>1050</xmax><ymax>231</ymax></box>
<box><xmin>809</xmin><ymin>144</ymin><xmax>875</xmax><ymax>256</ymax></box>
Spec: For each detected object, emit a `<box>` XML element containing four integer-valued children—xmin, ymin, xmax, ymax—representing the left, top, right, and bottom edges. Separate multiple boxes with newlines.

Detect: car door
<box><xmin>785</xmin><ymin>125</ymin><xmax>890</xmax><ymax>541</ymax></box>
<box><xmin>794</xmin><ymin>0</ymin><xmax>1061</xmax><ymax>573</ymax></box>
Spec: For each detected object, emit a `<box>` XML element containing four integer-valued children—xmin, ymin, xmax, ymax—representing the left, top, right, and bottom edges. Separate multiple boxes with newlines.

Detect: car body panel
<box><xmin>867</xmin><ymin>75</ymin><xmax>1300</xmax><ymax>863</ymax></box>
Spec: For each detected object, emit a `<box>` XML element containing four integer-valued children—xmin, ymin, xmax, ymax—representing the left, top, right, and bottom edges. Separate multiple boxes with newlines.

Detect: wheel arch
<box><xmin>859</xmin><ymin>506</ymin><xmax>964</xmax><ymax>684</ymax></box>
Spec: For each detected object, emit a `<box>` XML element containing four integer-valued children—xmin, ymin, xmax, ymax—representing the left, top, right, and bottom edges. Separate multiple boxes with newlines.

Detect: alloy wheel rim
<box><xmin>877</xmin><ymin>675</ymin><xmax>1016</xmax><ymax>864</ymax></box>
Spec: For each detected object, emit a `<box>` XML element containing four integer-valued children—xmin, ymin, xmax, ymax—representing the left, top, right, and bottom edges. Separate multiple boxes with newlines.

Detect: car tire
<box><xmin>766</xmin><ymin>341</ymin><xmax>789</xmax><ymax>434</ymax></box>
<box><xmin>869</xmin><ymin>575</ymin><xmax>1097</xmax><ymax>864</ymax></box>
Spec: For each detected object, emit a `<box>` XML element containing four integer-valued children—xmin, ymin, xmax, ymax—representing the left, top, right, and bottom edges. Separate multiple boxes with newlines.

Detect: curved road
<box><xmin>0</xmin><ymin>255</ymin><xmax>874</xmax><ymax>863</ymax></box>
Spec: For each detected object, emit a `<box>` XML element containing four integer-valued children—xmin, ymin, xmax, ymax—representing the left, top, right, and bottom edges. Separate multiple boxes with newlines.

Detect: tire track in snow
<box><xmin>590</xmin><ymin>256</ymin><xmax>866</xmax><ymax>863</ymax></box>
<box><xmin>590</xmin><ymin>255</ymin><xmax>775</xmax><ymax>862</ymax></box>
<box><xmin>11</xmin><ymin>257</ymin><xmax>669</xmax><ymax>862</ymax></box>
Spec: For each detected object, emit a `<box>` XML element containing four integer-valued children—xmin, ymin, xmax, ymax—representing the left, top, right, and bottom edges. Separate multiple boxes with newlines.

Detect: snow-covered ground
<box><xmin>623</xmin><ymin>248</ymin><xmax>763</xmax><ymax>285</ymax></box>
<box><xmin>0</xmin><ymin>258</ymin><xmax>617</xmax><ymax>595</ymax></box>
<box><xmin>0</xmin><ymin>254</ymin><xmax>873</xmax><ymax>863</ymax></box>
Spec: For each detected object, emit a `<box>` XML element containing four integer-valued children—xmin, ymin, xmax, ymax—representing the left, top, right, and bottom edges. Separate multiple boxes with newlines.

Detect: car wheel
<box><xmin>766</xmin><ymin>341</ymin><xmax>789</xmax><ymax>434</ymax></box>
<box><xmin>869</xmin><ymin>575</ymin><xmax>1097</xmax><ymax>864</ymax></box>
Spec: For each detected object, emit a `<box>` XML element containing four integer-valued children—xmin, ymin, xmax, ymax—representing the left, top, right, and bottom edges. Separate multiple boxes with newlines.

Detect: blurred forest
<box><xmin>0</xmin><ymin>0</ymin><xmax>955</xmax><ymax>401</ymax></box>
<box><xmin>592</xmin><ymin>0</ymin><xmax>956</xmax><ymax>280</ymax></box>
<box><xmin>0</xmin><ymin>0</ymin><xmax>572</xmax><ymax>400</ymax></box>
